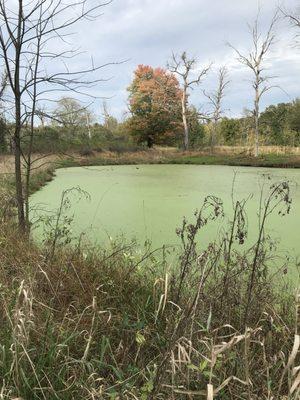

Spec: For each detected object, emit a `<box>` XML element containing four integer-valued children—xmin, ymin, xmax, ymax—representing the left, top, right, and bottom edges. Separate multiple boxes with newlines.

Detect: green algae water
<box><xmin>30</xmin><ymin>164</ymin><xmax>300</xmax><ymax>260</ymax></box>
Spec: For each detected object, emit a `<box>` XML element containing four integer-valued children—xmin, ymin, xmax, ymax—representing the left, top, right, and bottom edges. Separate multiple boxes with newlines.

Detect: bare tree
<box><xmin>168</xmin><ymin>52</ymin><xmax>211</xmax><ymax>150</ymax></box>
<box><xmin>283</xmin><ymin>5</ymin><xmax>300</xmax><ymax>28</ymax></box>
<box><xmin>0</xmin><ymin>0</ymin><xmax>113</xmax><ymax>231</ymax></box>
<box><xmin>54</xmin><ymin>98</ymin><xmax>94</xmax><ymax>130</ymax></box>
<box><xmin>204</xmin><ymin>66</ymin><xmax>229</xmax><ymax>152</ymax></box>
<box><xmin>289</xmin><ymin>13</ymin><xmax>300</xmax><ymax>28</ymax></box>
<box><xmin>282</xmin><ymin>5</ymin><xmax>300</xmax><ymax>44</ymax></box>
<box><xmin>102</xmin><ymin>101</ymin><xmax>118</xmax><ymax>134</ymax></box>
<box><xmin>228</xmin><ymin>12</ymin><xmax>278</xmax><ymax>157</ymax></box>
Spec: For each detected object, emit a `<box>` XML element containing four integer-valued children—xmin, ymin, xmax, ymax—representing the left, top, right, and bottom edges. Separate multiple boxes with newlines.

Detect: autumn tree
<box><xmin>168</xmin><ymin>52</ymin><xmax>211</xmax><ymax>150</ymax></box>
<box><xmin>127</xmin><ymin>65</ymin><xmax>182</xmax><ymax>147</ymax></box>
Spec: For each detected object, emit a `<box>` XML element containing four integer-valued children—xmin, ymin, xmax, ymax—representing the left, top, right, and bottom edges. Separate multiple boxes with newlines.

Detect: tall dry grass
<box><xmin>205</xmin><ymin>145</ymin><xmax>300</xmax><ymax>156</ymax></box>
<box><xmin>0</xmin><ymin>178</ymin><xmax>299</xmax><ymax>399</ymax></box>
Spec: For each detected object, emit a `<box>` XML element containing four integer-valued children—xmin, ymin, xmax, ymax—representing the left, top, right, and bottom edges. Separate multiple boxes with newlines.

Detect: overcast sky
<box><xmin>70</xmin><ymin>0</ymin><xmax>300</xmax><ymax>122</ymax></box>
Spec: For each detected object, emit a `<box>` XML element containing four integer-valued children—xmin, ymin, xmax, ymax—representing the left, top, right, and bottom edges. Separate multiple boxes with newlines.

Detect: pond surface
<box><xmin>31</xmin><ymin>164</ymin><xmax>300</xmax><ymax>259</ymax></box>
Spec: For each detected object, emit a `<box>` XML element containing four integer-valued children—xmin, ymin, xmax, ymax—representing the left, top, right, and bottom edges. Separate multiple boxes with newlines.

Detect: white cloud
<box><xmin>45</xmin><ymin>0</ymin><xmax>300</xmax><ymax>120</ymax></box>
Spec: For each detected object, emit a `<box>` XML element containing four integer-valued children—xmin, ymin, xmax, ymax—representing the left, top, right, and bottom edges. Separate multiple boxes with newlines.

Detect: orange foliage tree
<box><xmin>127</xmin><ymin>65</ymin><xmax>182</xmax><ymax>147</ymax></box>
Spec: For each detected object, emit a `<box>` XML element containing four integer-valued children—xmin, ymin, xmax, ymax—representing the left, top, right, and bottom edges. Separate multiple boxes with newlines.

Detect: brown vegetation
<box><xmin>0</xmin><ymin>174</ymin><xmax>299</xmax><ymax>399</ymax></box>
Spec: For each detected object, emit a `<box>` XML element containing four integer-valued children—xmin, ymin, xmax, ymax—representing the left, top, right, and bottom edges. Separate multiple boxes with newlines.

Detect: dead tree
<box><xmin>283</xmin><ymin>5</ymin><xmax>300</xmax><ymax>28</ymax></box>
<box><xmin>168</xmin><ymin>52</ymin><xmax>211</xmax><ymax>150</ymax></box>
<box><xmin>0</xmin><ymin>0</ymin><xmax>113</xmax><ymax>231</ymax></box>
<box><xmin>228</xmin><ymin>13</ymin><xmax>278</xmax><ymax>157</ymax></box>
<box><xmin>204</xmin><ymin>66</ymin><xmax>229</xmax><ymax>152</ymax></box>
<box><xmin>282</xmin><ymin>6</ymin><xmax>300</xmax><ymax>44</ymax></box>
<box><xmin>289</xmin><ymin>13</ymin><xmax>300</xmax><ymax>27</ymax></box>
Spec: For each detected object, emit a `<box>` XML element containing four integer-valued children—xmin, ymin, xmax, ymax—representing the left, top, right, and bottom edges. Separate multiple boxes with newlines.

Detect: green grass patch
<box><xmin>167</xmin><ymin>153</ymin><xmax>300</xmax><ymax>168</ymax></box>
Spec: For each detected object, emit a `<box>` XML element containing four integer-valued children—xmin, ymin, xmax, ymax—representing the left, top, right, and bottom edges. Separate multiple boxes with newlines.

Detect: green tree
<box><xmin>287</xmin><ymin>99</ymin><xmax>300</xmax><ymax>134</ymax></box>
<box><xmin>259</xmin><ymin>103</ymin><xmax>289</xmax><ymax>144</ymax></box>
<box><xmin>188</xmin><ymin>107</ymin><xmax>205</xmax><ymax>148</ymax></box>
<box><xmin>258</xmin><ymin>100</ymin><xmax>300</xmax><ymax>146</ymax></box>
<box><xmin>220</xmin><ymin>118</ymin><xmax>241</xmax><ymax>145</ymax></box>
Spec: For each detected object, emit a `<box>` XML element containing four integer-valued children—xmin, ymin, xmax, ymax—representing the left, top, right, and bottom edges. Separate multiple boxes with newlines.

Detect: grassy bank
<box><xmin>56</xmin><ymin>149</ymin><xmax>300</xmax><ymax>169</ymax></box>
<box><xmin>0</xmin><ymin>162</ymin><xmax>299</xmax><ymax>398</ymax></box>
<box><xmin>0</xmin><ymin>220</ymin><xmax>298</xmax><ymax>399</ymax></box>
<box><xmin>1</xmin><ymin>150</ymin><xmax>300</xmax><ymax>182</ymax></box>
<box><xmin>3</xmin><ymin>148</ymin><xmax>297</xmax><ymax>224</ymax></box>
<box><xmin>0</xmin><ymin>151</ymin><xmax>299</xmax><ymax>399</ymax></box>
<box><xmin>168</xmin><ymin>153</ymin><xmax>300</xmax><ymax>168</ymax></box>
<box><xmin>0</xmin><ymin>156</ymin><xmax>56</xmax><ymax>222</ymax></box>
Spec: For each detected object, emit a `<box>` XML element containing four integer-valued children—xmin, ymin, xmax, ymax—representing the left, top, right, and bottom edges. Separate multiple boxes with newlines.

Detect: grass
<box><xmin>0</xmin><ymin>219</ymin><xmax>298</xmax><ymax>399</ymax></box>
<box><xmin>27</xmin><ymin>167</ymin><xmax>56</xmax><ymax>194</ymax></box>
<box><xmin>0</xmin><ymin>149</ymin><xmax>299</xmax><ymax>399</ymax></box>
<box><xmin>1</xmin><ymin>149</ymin><xmax>300</xmax><ymax>179</ymax></box>
<box><xmin>0</xmin><ymin>172</ymin><xmax>299</xmax><ymax>398</ymax></box>
<box><xmin>168</xmin><ymin>153</ymin><xmax>300</xmax><ymax>168</ymax></box>
<box><xmin>54</xmin><ymin>149</ymin><xmax>300</xmax><ymax>170</ymax></box>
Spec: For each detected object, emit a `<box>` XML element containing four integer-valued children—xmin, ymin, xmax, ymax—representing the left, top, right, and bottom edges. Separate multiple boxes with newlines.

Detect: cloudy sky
<box><xmin>70</xmin><ymin>0</ymin><xmax>300</xmax><ymax>122</ymax></box>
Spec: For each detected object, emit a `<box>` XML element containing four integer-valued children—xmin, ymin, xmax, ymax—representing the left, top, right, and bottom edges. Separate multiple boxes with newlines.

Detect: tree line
<box><xmin>1</xmin><ymin>73</ymin><xmax>299</xmax><ymax>155</ymax></box>
<box><xmin>126</xmin><ymin>11</ymin><xmax>299</xmax><ymax>152</ymax></box>
<box><xmin>2</xmin><ymin>11</ymin><xmax>298</xmax><ymax>156</ymax></box>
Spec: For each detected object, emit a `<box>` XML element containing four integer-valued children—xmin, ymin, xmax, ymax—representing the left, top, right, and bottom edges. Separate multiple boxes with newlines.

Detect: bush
<box><xmin>0</xmin><ymin>117</ymin><xmax>8</xmax><ymax>153</ymax></box>
<box><xmin>79</xmin><ymin>147</ymin><xmax>95</xmax><ymax>157</ymax></box>
<box><xmin>18</xmin><ymin>124</ymin><xmax>143</xmax><ymax>155</ymax></box>
<box><xmin>108</xmin><ymin>140</ymin><xmax>143</xmax><ymax>154</ymax></box>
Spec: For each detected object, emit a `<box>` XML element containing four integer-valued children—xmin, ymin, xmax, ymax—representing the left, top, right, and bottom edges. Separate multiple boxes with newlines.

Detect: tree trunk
<box><xmin>210</xmin><ymin>121</ymin><xmax>217</xmax><ymax>154</ymax></box>
<box><xmin>14</xmin><ymin>0</ymin><xmax>26</xmax><ymax>232</ymax></box>
<box><xmin>14</xmin><ymin>116</ymin><xmax>26</xmax><ymax>232</ymax></box>
<box><xmin>181</xmin><ymin>89</ymin><xmax>189</xmax><ymax>151</ymax></box>
<box><xmin>254</xmin><ymin>79</ymin><xmax>260</xmax><ymax>157</ymax></box>
<box><xmin>24</xmin><ymin>34</ymin><xmax>41</xmax><ymax>228</ymax></box>
<box><xmin>0</xmin><ymin>121</ymin><xmax>6</xmax><ymax>152</ymax></box>
<box><xmin>147</xmin><ymin>135</ymin><xmax>154</xmax><ymax>148</ymax></box>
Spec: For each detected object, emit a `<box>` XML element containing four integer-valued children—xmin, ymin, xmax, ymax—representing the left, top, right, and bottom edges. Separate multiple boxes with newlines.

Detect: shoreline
<box><xmin>1</xmin><ymin>150</ymin><xmax>300</xmax><ymax>198</ymax></box>
<box><xmin>56</xmin><ymin>150</ymin><xmax>300</xmax><ymax>170</ymax></box>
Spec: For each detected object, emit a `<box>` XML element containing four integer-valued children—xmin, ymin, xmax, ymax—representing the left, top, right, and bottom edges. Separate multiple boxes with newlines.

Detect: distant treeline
<box><xmin>0</xmin><ymin>98</ymin><xmax>299</xmax><ymax>154</ymax></box>
<box><xmin>219</xmin><ymin>99</ymin><xmax>300</xmax><ymax>147</ymax></box>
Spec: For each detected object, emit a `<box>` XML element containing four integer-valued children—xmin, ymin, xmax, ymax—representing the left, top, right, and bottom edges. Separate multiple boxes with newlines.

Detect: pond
<box><xmin>30</xmin><ymin>164</ymin><xmax>300</xmax><ymax>261</ymax></box>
